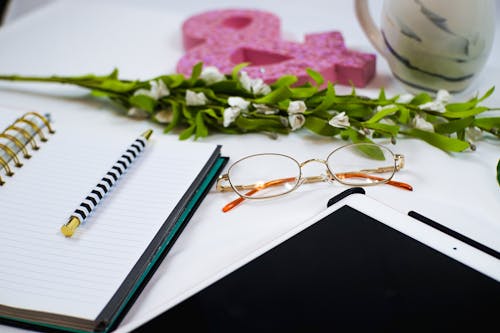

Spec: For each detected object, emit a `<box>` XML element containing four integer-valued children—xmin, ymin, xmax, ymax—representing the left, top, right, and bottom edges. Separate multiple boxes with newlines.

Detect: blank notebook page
<box><xmin>0</xmin><ymin>114</ymin><xmax>216</xmax><ymax>320</ymax></box>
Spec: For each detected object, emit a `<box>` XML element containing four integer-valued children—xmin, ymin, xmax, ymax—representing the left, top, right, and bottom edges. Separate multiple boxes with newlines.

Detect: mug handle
<box><xmin>354</xmin><ymin>0</ymin><xmax>389</xmax><ymax>58</ymax></box>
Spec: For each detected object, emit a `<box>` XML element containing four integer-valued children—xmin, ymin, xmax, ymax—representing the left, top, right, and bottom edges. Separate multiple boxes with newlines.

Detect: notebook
<box><xmin>0</xmin><ymin>107</ymin><xmax>227</xmax><ymax>332</ymax></box>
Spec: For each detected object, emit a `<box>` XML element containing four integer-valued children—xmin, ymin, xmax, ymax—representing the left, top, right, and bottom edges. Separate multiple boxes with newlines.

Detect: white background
<box><xmin>1</xmin><ymin>1</ymin><xmax>499</xmax><ymax>332</ymax></box>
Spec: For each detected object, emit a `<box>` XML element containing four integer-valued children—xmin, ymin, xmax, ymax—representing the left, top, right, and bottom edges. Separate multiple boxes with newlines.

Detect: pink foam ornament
<box><xmin>177</xmin><ymin>9</ymin><xmax>376</xmax><ymax>87</ymax></box>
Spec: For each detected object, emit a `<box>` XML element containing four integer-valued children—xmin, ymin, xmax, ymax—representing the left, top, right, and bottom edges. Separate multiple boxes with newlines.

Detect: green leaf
<box><xmin>232</xmin><ymin>62</ymin><xmax>250</xmax><ymax>80</ymax></box>
<box><xmin>365</xmin><ymin>105</ymin><xmax>398</xmax><ymax>124</ymax></box>
<box><xmin>254</xmin><ymin>86</ymin><xmax>293</xmax><ymax>104</ymax></box>
<box><xmin>271</xmin><ymin>75</ymin><xmax>298</xmax><ymax>88</ymax></box>
<box><xmin>108</xmin><ymin>68</ymin><xmax>119</xmax><ymax>79</ymax></box>
<box><xmin>445</xmin><ymin>100</ymin><xmax>477</xmax><ymax>112</ymax></box>
<box><xmin>411</xmin><ymin>93</ymin><xmax>432</xmax><ymax>105</ymax></box>
<box><xmin>378</xmin><ymin>88</ymin><xmax>386</xmax><ymax>102</ymax></box>
<box><xmin>441</xmin><ymin>107</ymin><xmax>488</xmax><ymax>119</ymax></box>
<box><xmin>306</xmin><ymin>68</ymin><xmax>324</xmax><ymax>87</ymax></box>
<box><xmin>180</xmin><ymin>103</ymin><xmax>194</xmax><ymax>121</ymax></box>
<box><xmin>290</xmin><ymin>86</ymin><xmax>318</xmax><ymax>99</ymax></box>
<box><xmin>163</xmin><ymin>101</ymin><xmax>181</xmax><ymax>133</ymax></box>
<box><xmin>129</xmin><ymin>95</ymin><xmax>156</xmax><ymax>113</ymax></box>
<box><xmin>202</xmin><ymin>108</ymin><xmax>220</xmax><ymax>120</ymax></box>
<box><xmin>336</xmin><ymin>104</ymin><xmax>372</xmax><ymax>119</ymax></box>
<box><xmin>405</xmin><ymin>129</ymin><xmax>470</xmax><ymax>152</ymax></box>
<box><xmin>435</xmin><ymin>117</ymin><xmax>474</xmax><ymax>134</ymax></box>
<box><xmin>397</xmin><ymin>105</ymin><xmax>410</xmax><ymax>124</ymax></box>
<box><xmin>312</xmin><ymin>82</ymin><xmax>336</xmax><ymax>113</ymax></box>
<box><xmin>362</xmin><ymin>122</ymin><xmax>399</xmax><ymax>137</ymax></box>
<box><xmin>478</xmin><ymin>86</ymin><xmax>495</xmax><ymax>103</ymax></box>
<box><xmin>179</xmin><ymin>124</ymin><xmax>196</xmax><ymax>140</ymax></box>
<box><xmin>164</xmin><ymin>74</ymin><xmax>185</xmax><ymax>88</ymax></box>
<box><xmin>195</xmin><ymin>112</ymin><xmax>208</xmax><ymax>138</ymax></box>
<box><xmin>457</xmin><ymin>129</ymin><xmax>465</xmax><ymax>141</ymax></box>
<box><xmin>304</xmin><ymin>116</ymin><xmax>340</xmax><ymax>136</ymax></box>
<box><xmin>190</xmin><ymin>62</ymin><xmax>203</xmax><ymax>82</ymax></box>
<box><xmin>234</xmin><ymin>116</ymin><xmax>287</xmax><ymax>133</ymax></box>
<box><xmin>210</xmin><ymin>80</ymin><xmax>251</xmax><ymax>96</ymax></box>
<box><xmin>473</xmin><ymin>117</ymin><xmax>500</xmax><ymax>131</ymax></box>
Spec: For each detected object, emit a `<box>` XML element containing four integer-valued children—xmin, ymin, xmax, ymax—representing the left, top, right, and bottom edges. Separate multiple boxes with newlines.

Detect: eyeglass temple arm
<box><xmin>220</xmin><ymin>176</ymin><xmax>297</xmax><ymax>212</ymax></box>
<box><xmin>216</xmin><ymin>174</ymin><xmax>325</xmax><ymax>193</ymax></box>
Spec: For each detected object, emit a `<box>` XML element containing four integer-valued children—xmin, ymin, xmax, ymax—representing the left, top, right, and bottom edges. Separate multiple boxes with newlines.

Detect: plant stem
<box><xmin>0</xmin><ymin>75</ymin><xmax>83</xmax><ymax>84</ymax></box>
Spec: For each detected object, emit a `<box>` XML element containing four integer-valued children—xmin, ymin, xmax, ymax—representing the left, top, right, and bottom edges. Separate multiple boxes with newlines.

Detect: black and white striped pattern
<box><xmin>71</xmin><ymin>136</ymin><xmax>148</xmax><ymax>224</ymax></box>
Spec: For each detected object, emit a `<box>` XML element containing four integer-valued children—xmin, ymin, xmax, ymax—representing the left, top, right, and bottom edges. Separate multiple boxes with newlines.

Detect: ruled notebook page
<box><xmin>0</xmin><ymin>119</ymin><xmax>216</xmax><ymax>320</ymax></box>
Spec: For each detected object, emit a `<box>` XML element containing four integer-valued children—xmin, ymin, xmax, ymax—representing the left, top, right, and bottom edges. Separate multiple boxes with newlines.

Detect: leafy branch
<box><xmin>0</xmin><ymin>63</ymin><xmax>499</xmax><ymax>153</ymax></box>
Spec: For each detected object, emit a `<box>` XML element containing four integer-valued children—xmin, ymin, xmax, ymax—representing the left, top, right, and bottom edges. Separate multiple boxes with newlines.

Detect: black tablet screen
<box><xmin>134</xmin><ymin>205</ymin><xmax>500</xmax><ymax>332</ymax></box>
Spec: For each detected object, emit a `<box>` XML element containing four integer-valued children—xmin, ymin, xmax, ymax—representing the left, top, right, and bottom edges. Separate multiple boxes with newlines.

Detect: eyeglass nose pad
<box><xmin>324</xmin><ymin>169</ymin><xmax>336</xmax><ymax>183</ymax></box>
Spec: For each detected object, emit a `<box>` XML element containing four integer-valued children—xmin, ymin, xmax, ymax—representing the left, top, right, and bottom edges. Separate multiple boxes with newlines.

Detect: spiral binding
<box><xmin>0</xmin><ymin>112</ymin><xmax>55</xmax><ymax>185</ymax></box>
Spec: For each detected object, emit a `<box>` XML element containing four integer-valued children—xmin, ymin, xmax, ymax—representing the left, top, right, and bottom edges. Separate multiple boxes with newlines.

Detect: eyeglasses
<box><xmin>216</xmin><ymin>142</ymin><xmax>412</xmax><ymax>212</ymax></box>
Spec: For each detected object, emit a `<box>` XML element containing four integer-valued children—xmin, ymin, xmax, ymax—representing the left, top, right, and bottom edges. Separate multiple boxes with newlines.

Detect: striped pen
<box><xmin>60</xmin><ymin>129</ymin><xmax>153</xmax><ymax>237</ymax></box>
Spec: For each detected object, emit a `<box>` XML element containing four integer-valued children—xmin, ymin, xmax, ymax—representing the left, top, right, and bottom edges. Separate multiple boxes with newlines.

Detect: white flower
<box><xmin>185</xmin><ymin>90</ymin><xmax>208</xmax><ymax>106</ymax></box>
<box><xmin>328</xmin><ymin>112</ymin><xmax>350</xmax><ymax>128</ymax></box>
<box><xmin>127</xmin><ymin>107</ymin><xmax>149</xmax><ymax>119</ymax></box>
<box><xmin>411</xmin><ymin>114</ymin><xmax>434</xmax><ymax>132</ymax></box>
<box><xmin>239</xmin><ymin>71</ymin><xmax>271</xmax><ymax>95</ymax></box>
<box><xmin>419</xmin><ymin>100</ymin><xmax>446</xmax><ymax>113</ymax></box>
<box><xmin>465</xmin><ymin>126</ymin><xmax>482</xmax><ymax>142</ymax></box>
<box><xmin>200</xmin><ymin>66</ymin><xmax>225</xmax><ymax>85</ymax></box>
<box><xmin>288</xmin><ymin>114</ymin><xmax>306</xmax><ymax>131</ymax></box>
<box><xmin>154</xmin><ymin>110</ymin><xmax>173</xmax><ymax>124</ymax></box>
<box><xmin>222</xmin><ymin>97</ymin><xmax>250</xmax><ymax>127</ymax></box>
<box><xmin>287</xmin><ymin>101</ymin><xmax>307</xmax><ymax>114</ymax></box>
<box><xmin>223</xmin><ymin>107</ymin><xmax>241</xmax><ymax>127</ymax></box>
<box><xmin>436</xmin><ymin>89</ymin><xmax>451</xmax><ymax>103</ymax></box>
<box><xmin>134</xmin><ymin>80</ymin><xmax>169</xmax><ymax>100</ymax></box>
<box><xmin>396</xmin><ymin>93</ymin><xmax>414</xmax><ymax>104</ymax></box>
<box><xmin>253</xmin><ymin>103</ymin><xmax>279</xmax><ymax>115</ymax></box>
<box><xmin>228</xmin><ymin>96</ymin><xmax>250</xmax><ymax>110</ymax></box>
<box><xmin>419</xmin><ymin>89</ymin><xmax>451</xmax><ymax>113</ymax></box>
<box><xmin>376</xmin><ymin>104</ymin><xmax>397</xmax><ymax>112</ymax></box>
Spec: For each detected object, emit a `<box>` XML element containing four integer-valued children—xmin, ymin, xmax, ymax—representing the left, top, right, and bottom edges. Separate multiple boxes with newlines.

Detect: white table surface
<box><xmin>0</xmin><ymin>1</ymin><xmax>499</xmax><ymax>332</ymax></box>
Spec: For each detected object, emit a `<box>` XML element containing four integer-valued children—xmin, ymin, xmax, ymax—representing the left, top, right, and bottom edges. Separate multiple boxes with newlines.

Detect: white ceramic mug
<box><xmin>355</xmin><ymin>0</ymin><xmax>496</xmax><ymax>93</ymax></box>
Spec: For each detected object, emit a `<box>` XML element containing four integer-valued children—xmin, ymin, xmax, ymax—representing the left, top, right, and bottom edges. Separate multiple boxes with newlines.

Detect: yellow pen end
<box><xmin>61</xmin><ymin>217</ymin><xmax>81</xmax><ymax>237</ymax></box>
<box><xmin>141</xmin><ymin>129</ymin><xmax>153</xmax><ymax>141</ymax></box>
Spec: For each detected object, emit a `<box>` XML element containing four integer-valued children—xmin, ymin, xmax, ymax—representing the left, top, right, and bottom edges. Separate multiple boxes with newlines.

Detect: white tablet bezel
<box><xmin>298</xmin><ymin>193</ymin><xmax>500</xmax><ymax>282</ymax></box>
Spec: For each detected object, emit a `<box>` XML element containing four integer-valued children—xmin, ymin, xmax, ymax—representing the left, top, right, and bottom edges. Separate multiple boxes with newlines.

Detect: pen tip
<box><xmin>142</xmin><ymin>129</ymin><xmax>154</xmax><ymax>140</ymax></box>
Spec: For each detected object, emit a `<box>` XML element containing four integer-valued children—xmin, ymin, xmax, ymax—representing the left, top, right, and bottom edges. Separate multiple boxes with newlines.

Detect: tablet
<box><xmin>134</xmin><ymin>190</ymin><xmax>500</xmax><ymax>332</ymax></box>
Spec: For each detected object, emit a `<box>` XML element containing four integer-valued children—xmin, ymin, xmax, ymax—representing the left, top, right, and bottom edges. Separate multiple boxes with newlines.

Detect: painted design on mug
<box><xmin>356</xmin><ymin>0</ymin><xmax>495</xmax><ymax>92</ymax></box>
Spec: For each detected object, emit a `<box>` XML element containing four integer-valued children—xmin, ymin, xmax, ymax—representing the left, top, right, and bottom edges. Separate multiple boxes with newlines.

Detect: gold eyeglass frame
<box><xmin>216</xmin><ymin>143</ymin><xmax>410</xmax><ymax>212</ymax></box>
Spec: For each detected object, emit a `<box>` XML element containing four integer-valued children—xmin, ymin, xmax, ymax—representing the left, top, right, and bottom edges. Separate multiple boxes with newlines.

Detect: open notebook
<box><xmin>0</xmin><ymin>107</ymin><xmax>227</xmax><ymax>332</ymax></box>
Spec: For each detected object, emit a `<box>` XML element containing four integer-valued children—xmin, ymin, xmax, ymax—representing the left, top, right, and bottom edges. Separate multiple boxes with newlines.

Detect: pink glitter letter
<box><xmin>177</xmin><ymin>9</ymin><xmax>376</xmax><ymax>87</ymax></box>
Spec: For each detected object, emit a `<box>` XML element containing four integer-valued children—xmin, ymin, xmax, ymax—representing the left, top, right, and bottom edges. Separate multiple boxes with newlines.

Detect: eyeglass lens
<box><xmin>228</xmin><ymin>153</ymin><xmax>300</xmax><ymax>199</ymax></box>
<box><xmin>327</xmin><ymin>143</ymin><xmax>396</xmax><ymax>186</ymax></box>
